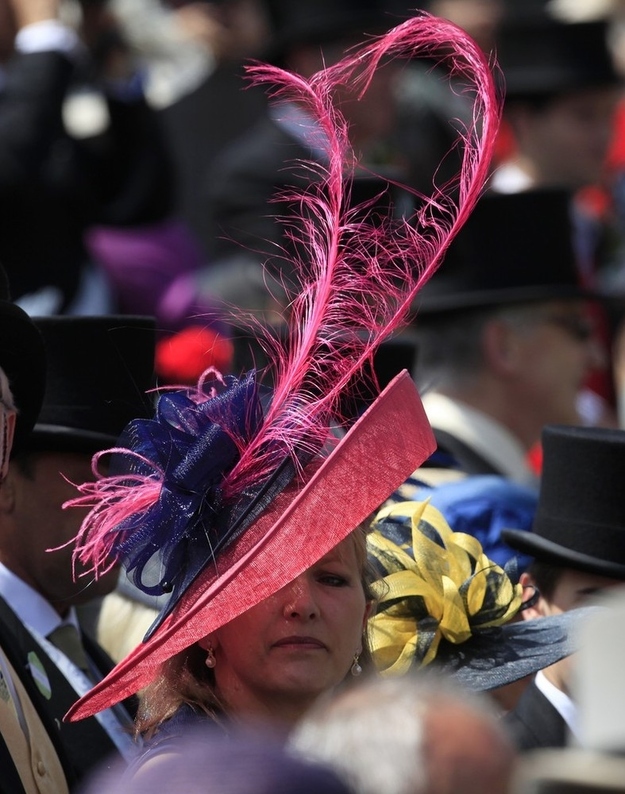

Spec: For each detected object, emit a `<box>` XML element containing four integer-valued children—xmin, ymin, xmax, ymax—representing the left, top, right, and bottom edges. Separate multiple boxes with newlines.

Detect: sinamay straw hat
<box><xmin>367</xmin><ymin>501</ymin><xmax>593</xmax><ymax>690</ymax></box>
<box><xmin>65</xmin><ymin>12</ymin><xmax>502</xmax><ymax>722</ymax></box>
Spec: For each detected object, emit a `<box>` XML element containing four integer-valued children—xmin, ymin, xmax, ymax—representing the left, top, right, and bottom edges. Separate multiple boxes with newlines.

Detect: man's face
<box><xmin>520</xmin><ymin>567</ymin><xmax>623</xmax><ymax>694</ymax></box>
<box><xmin>533</xmin><ymin>568</ymin><xmax>623</xmax><ymax>616</ymax></box>
<box><xmin>514</xmin><ymin>86</ymin><xmax>621</xmax><ymax>188</ymax></box>
<box><xmin>1</xmin><ymin>450</ymin><xmax>119</xmax><ymax>614</ymax></box>
<box><xmin>502</xmin><ymin>299</ymin><xmax>603</xmax><ymax>429</ymax></box>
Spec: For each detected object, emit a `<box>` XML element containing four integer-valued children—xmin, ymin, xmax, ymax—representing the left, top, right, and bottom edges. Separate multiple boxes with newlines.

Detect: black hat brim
<box><xmin>413</xmin><ymin>284</ymin><xmax>604</xmax><ymax>315</ymax></box>
<box><xmin>436</xmin><ymin>606</ymin><xmax>598</xmax><ymax>691</ymax></box>
<box><xmin>25</xmin><ymin>425</ymin><xmax>122</xmax><ymax>456</ymax></box>
<box><xmin>502</xmin><ymin>528</ymin><xmax>625</xmax><ymax>580</ymax></box>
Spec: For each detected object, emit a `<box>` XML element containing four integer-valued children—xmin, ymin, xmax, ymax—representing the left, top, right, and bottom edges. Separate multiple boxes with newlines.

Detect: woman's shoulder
<box><xmin>125</xmin><ymin>705</ymin><xmax>225</xmax><ymax>778</ymax></box>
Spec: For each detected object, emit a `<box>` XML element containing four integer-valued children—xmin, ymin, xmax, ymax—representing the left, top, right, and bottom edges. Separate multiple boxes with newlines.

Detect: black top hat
<box><xmin>26</xmin><ymin>315</ymin><xmax>156</xmax><ymax>454</ymax></box>
<box><xmin>503</xmin><ymin>425</ymin><xmax>625</xmax><ymax>580</ymax></box>
<box><xmin>412</xmin><ymin>188</ymin><xmax>597</xmax><ymax>315</ymax></box>
<box><xmin>497</xmin><ymin>17</ymin><xmax>620</xmax><ymax>99</ymax></box>
<box><xmin>0</xmin><ymin>266</ymin><xmax>46</xmax><ymax>454</ymax></box>
<box><xmin>262</xmin><ymin>0</ymin><xmax>403</xmax><ymax>63</ymax></box>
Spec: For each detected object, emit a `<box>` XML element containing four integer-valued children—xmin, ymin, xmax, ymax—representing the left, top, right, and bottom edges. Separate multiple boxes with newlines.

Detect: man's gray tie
<box><xmin>47</xmin><ymin>623</ymin><xmax>91</xmax><ymax>676</ymax></box>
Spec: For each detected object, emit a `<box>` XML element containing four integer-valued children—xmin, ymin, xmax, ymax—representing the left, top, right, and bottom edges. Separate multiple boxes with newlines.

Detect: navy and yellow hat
<box><xmin>368</xmin><ymin>500</ymin><xmax>594</xmax><ymax>690</ymax></box>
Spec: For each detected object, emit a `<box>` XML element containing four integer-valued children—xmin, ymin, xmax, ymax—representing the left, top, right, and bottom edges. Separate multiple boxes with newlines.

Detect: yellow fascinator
<box><xmin>367</xmin><ymin>501</ymin><xmax>589</xmax><ymax>690</ymax></box>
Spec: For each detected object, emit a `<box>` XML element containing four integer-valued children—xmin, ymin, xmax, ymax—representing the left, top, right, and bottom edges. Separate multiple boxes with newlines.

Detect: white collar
<box><xmin>269</xmin><ymin>100</ymin><xmax>331</xmax><ymax>161</ymax></box>
<box><xmin>489</xmin><ymin>162</ymin><xmax>535</xmax><ymax>194</ymax></box>
<box><xmin>0</xmin><ymin>562</ymin><xmax>78</xmax><ymax>637</ymax></box>
<box><xmin>535</xmin><ymin>669</ymin><xmax>579</xmax><ymax>740</ymax></box>
<box><xmin>422</xmin><ymin>392</ymin><xmax>536</xmax><ymax>486</ymax></box>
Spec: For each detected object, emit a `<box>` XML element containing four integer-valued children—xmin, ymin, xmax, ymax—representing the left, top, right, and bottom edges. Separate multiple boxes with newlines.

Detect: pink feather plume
<box><xmin>222</xmin><ymin>12</ymin><xmax>502</xmax><ymax>496</ymax></box>
<box><xmin>69</xmin><ymin>12</ymin><xmax>501</xmax><ymax>579</ymax></box>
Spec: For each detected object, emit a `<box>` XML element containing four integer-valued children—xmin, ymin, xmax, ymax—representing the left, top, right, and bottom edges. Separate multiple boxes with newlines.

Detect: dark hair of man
<box><xmin>526</xmin><ymin>559</ymin><xmax>565</xmax><ymax>602</ymax></box>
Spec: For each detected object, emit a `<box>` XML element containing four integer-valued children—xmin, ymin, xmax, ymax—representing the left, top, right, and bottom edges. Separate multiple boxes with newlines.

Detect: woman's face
<box><xmin>203</xmin><ymin>535</ymin><xmax>370</xmax><ymax>722</ymax></box>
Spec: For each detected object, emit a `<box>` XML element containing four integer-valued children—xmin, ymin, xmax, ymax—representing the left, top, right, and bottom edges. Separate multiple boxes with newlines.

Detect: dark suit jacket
<box><xmin>427</xmin><ymin>429</ymin><xmax>504</xmax><ymax>476</ymax></box>
<box><xmin>503</xmin><ymin>680</ymin><xmax>569</xmax><ymax>751</ymax></box>
<box><xmin>204</xmin><ymin>113</ymin><xmax>313</xmax><ymax>267</ymax></box>
<box><xmin>0</xmin><ymin>49</ymin><xmax>173</xmax><ymax>309</ymax></box>
<box><xmin>0</xmin><ymin>595</ymin><xmax>137</xmax><ymax>789</ymax></box>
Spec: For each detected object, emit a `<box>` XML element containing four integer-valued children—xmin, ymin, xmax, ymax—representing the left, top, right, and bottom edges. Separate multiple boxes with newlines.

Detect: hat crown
<box><xmin>416</xmin><ymin>188</ymin><xmax>590</xmax><ymax>313</ymax></box>
<box><xmin>0</xmin><ymin>264</ymin><xmax>46</xmax><ymax>452</ymax></box>
<box><xmin>505</xmin><ymin>425</ymin><xmax>625</xmax><ymax>579</ymax></box>
<box><xmin>499</xmin><ymin>17</ymin><xmax>620</xmax><ymax>97</ymax></box>
<box><xmin>30</xmin><ymin>315</ymin><xmax>156</xmax><ymax>452</ymax></box>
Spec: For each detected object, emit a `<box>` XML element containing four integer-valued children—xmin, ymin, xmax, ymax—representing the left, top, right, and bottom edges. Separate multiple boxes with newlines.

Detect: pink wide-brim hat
<box><xmin>67</xmin><ymin>371</ymin><xmax>434</xmax><ymax>721</ymax></box>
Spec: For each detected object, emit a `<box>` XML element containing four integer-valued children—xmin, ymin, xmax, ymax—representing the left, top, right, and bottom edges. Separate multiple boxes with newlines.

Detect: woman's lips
<box><xmin>272</xmin><ymin>636</ymin><xmax>328</xmax><ymax>650</ymax></box>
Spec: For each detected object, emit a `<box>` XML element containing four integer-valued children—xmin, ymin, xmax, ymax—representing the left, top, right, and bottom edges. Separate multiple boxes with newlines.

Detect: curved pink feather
<box><xmin>224</xmin><ymin>12</ymin><xmax>501</xmax><ymax>494</ymax></box>
<box><xmin>69</xmin><ymin>12</ymin><xmax>501</xmax><ymax>578</ymax></box>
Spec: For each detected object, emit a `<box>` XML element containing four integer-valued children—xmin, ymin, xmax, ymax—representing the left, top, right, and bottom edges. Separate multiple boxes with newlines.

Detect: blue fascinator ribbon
<box><xmin>108</xmin><ymin>371</ymin><xmax>308</xmax><ymax>639</ymax></box>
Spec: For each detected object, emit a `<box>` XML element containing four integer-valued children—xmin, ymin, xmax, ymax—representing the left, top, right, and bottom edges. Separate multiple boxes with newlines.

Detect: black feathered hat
<box><xmin>503</xmin><ymin>424</ymin><xmax>625</xmax><ymax>580</ymax></box>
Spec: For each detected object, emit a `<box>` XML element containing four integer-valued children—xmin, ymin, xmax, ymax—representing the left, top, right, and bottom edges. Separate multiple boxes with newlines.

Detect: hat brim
<box><xmin>25</xmin><ymin>425</ymin><xmax>120</xmax><ymax>455</ymax></box>
<box><xmin>413</xmin><ymin>285</ymin><xmax>605</xmax><ymax>315</ymax></box>
<box><xmin>436</xmin><ymin>606</ymin><xmax>599</xmax><ymax>690</ymax></box>
<box><xmin>0</xmin><ymin>303</ymin><xmax>46</xmax><ymax>453</ymax></box>
<box><xmin>501</xmin><ymin>528</ymin><xmax>625</xmax><ymax>580</ymax></box>
<box><xmin>67</xmin><ymin>371</ymin><xmax>436</xmax><ymax>721</ymax></box>
<box><xmin>262</xmin><ymin>12</ymin><xmax>396</xmax><ymax>64</ymax></box>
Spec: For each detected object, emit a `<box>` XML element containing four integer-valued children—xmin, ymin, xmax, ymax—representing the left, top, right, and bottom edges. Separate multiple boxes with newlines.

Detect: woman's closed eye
<box><xmin>317</xmin><ymin>572</ymin><xmax>351</xmax><ymax>587</ymax></box>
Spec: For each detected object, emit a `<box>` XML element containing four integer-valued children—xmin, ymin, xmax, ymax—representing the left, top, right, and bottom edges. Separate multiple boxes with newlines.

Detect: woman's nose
<box><xmin>281</xmin><ymin>575</ymin><xmax>320</xmax><ymax>620</ymax></box>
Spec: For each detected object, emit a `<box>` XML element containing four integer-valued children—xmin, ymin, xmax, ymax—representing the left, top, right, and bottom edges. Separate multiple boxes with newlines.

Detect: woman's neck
<box><xmin>217</xmin><ymin>686</ymin><xmax>316</xmax><ymax>733</ymax></box>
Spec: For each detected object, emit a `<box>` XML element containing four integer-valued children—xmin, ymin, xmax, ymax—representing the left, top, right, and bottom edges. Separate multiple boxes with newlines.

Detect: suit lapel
<box><xmin>0</xmin><ymin>594</ymin><xmax>128</xmax><ymax>784</ymax></box>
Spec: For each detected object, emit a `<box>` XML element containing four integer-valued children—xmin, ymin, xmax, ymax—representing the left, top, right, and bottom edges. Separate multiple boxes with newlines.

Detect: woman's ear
<box><xmin>198</xmin><ymin>634</ymin><xmax>218</xmax><ymax>652</ymax></box>
<box><xmin>362</xmin><ymin>600</ymin><xmax>373</xmax><ymax>632</ymax></box>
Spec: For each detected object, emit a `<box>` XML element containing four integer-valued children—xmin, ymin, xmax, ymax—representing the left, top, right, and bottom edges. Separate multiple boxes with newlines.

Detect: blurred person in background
<box><xmin>394</xmin><ymin>188</ymin><xmax>604</xmax><ymax>499</ymax></box>
<box><xmin>291</xmin><ymin>673</ymin><xmax>517</xmax><ymax>794</ymax></box>
<box><xmin>0</xmin><ymin>315</ymin><xmax>156</xmax><ymax>784</ymax></box>
<box><xmin>502</xmin><ymin>424</ymin><xmax>625</xmax><ymax>751</ymax></box>
<box><xmin>0</xmin><ymin>0</ymin><xmax>173</xmax><ymax>316</ymax></box>
<box><xmin>82</xmin><ymin>729</ymin><xmax>353</xmax><ymax>793</ymax></box>
<box><xmin>492</xmin><ymin>7</ymin><xmax>624</xmax><ymax>427</ymax></box>
<box><xmin>0</xmin><ymin>265</ymin><xmax>71</xmax><ymax>793</ymax></box>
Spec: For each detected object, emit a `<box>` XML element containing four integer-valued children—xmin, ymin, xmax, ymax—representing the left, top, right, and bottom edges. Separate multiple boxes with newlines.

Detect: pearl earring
<box><xmin>205</xmin><ymin>644</ymin><xmax>216</xmax><ymax>669</ymax></box>
<box><xmin>351</xmin><ymin>653</ymin><xmax>362</xmax><ymax>677</ymax></box>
